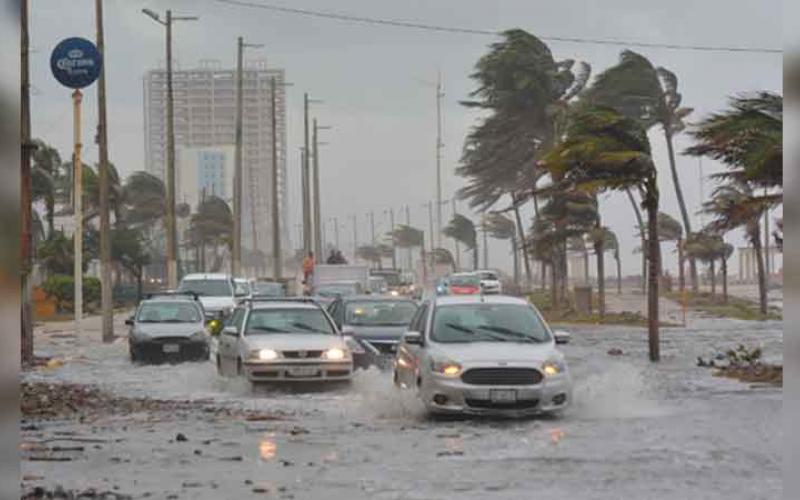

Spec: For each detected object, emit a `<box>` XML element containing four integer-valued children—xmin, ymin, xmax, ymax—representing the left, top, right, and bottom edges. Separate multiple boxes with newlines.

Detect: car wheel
<box><xmin>129</xmin><ymin>346</ymin><xmax>138</xmax><ymax>363</ymax></box>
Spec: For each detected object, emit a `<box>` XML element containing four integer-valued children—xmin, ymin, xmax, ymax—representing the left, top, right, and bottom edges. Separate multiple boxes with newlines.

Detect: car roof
<box><xmin>181</xmin><ymin>273</ymin><xmax>231</xmax><ymax>280</ymax></box>
<box><xmin>249</xmin><ymin>301</ymin><xmax>322</xmax><ymax>310</ymax></box>
<box><xmin>139</xmin><ymin>297</ymin><xmax>203</xmax><ymax>307</ymax></box>
<box><xmin>340</xmin><ymin>295</ymin><xmax>416</xmax><ymax>303</ymax></box>
<box><xmin>432</xmin><ymin>294</ymin><xmax>528</xmax><ymax>306</ymax></box>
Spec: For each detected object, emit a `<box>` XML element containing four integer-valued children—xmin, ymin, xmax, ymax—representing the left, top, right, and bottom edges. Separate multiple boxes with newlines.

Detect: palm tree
<box><xmin>588</xmin><ymin>226</ymin><xmax>618</xmax><ymax>314</ymax></box>
<box><xmin>429</xmin><ymin>247</ymin><xmax>457</xmax><ymax>273</ymax></box>
<box><xmin>684</xmin><ymin>231</ymin><xmax>726</xmax><ymax>297</ymax></box>
<box><xmin>600</xmin><ymin>228</ymin><xmax>622</xmax><ymax>295</ymax></box>
<box><xmin>31</xmin><ymin>139</ymin><xmax>63</xmax><ymax>236</ymax></box>
<box><xmin>541</xmin><ymin>105</ymin><xmax>662</xmax><ymax>361</ymax></box>
<box><xmin>483</xmin><ymin>212</ymin><xmax>518</xmax><ymax>287</ymax></box>
<box><xmin>120</xmin><ymin>171</ymin><xmax>166</xmax><ymax>228</ymax></box>
<box><xmin>700</xmin><ymin>181</ymin><xmax>770</xmax><ymax>314</ymax></box>
<box><xmin>657</xmin><ymin>212</ymin><xmax>683</xmax><ymax>285</ymax></box>
<box><xmin>188</xmin><ymin>196</ymin><xmax>233</xmax><ymax>273</ymax></box>
<box><xmin>443</xmin><ymin>214</ymin><xmax>478</xmax><ymax>270</ymax></box>
<box><xmin>458</xmin><ymin>29</ymin><xmax>591</xmax><ymax>288</ymax></box>
<box><xmin>582</xmin><ymin>50</ymin><xmax>698</xmax><ymax>292</ymax></box>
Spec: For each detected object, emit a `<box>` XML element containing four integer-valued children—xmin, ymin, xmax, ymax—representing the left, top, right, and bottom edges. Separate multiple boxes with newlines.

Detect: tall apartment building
<box><xmin>144</xmin><ymin>60</ymin><xmax>288</xmax><ymax>272</ymax></box>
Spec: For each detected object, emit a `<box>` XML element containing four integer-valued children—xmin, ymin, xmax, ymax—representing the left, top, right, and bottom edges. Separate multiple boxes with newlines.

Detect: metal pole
<box><xmin>232</xmin><ymin>36</ymin><xmax>243</xmax><ymax>277</ymax></box>
<box><xmin>369</xmin><ymin>211</ymin><xmax>375</xmax><ymax>244</ymax></box>
<box><xmin>389</xmin><ymin>208</ymin><xmax>396</xmax><ymax>269</ymax></box>
<box><xmin>427</xmin><ymin>201</ymin><xmax>434</xmax><ymax>252</ymax></box>
<box><xmin>95</xmin><ymin>0</ymin><xmax>113</xmax><ymax>342</ymax></box>
<box><xmin>435</xmin><ymin>74</ymin><xmax>443</xmax><ymax>249</ymax></box>
<box><xmin>73</xmin><ymin>90</ymin><xmax>84</xmax><ymax>335</ymax></box>
<box><xmin>164</xmin><ymin>9</ymin><xmax>178</xmax><ymax>288</ymax></box>
<box><xmin>764</xmin><ymin>187</ymin><xmax>770</xmax><ymax>287</ymax></box>
<box><xmin>270</xmin><ymin>77</ymin><xmax>282</xmax><ymax>279</ymax></box>
<box><xmin>300</xmin><ymin>146</ymin><xmax>308</xmax><ymax>256</ymax></box>
<box><xmin>351</xmin><ymin>214</ymin><xmax>358</xmax><ymax>261</ymax></box>
<box><xmin>451</xmin><ymin>198</ymin><xmax>460</xmax><ymax>270</ymax></box>
<box><xmin>405</xmin><ymin>204</ymin><xmax>411</xmax><ymax>271</ymax></box>
<box><xmin>21</xmin><ymin>0</ymin><xmax>34</xmax><ymax>364</ymax></box>
<box><xmin>482</xmin><ymin>212</ymin><xmax>489</xmax><ymax>269</ymax></box>
<box><xmin>312</xmin><ymin>119</ymin><xmax>322</xmax><ymax>258</ymax></box>
<box><xmin>303</xmin><ymin>94</ymin><xmax>311</xmax><ymax>255</ymax></box>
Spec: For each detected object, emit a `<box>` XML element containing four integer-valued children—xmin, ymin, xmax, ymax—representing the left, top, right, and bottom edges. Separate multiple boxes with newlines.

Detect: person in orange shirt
<box><xmin>302</xmin><ymin>251</ymin><xmax>315</xmax><ymax>285</ymax></box>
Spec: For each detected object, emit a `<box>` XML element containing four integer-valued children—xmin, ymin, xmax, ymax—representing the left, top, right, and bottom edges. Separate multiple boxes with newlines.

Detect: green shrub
<box><xmin>42</xmin><ymin>274</ymin><xmax>101</xmax><ymax>313</ymax></box>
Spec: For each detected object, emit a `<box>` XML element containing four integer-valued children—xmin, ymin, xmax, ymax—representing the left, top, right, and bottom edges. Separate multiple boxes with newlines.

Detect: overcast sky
<box><xmin>27</xmin><ymin>0</ymin><xmax>782</xmax><ymax>275</ymax></box>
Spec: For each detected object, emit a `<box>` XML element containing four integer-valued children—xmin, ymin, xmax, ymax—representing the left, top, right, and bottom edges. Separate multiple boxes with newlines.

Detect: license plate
<box><xmin>162</xmin><ymin>344</ymin><xmax>180</xmax><ymax>353</ymax></box>
<box><xmin>288</xmin><ymin>366</ymin><xmax>319</xmax><ymax>377</ymax></box>
<box><xmin>490</xmin><ymin>389</ymin><xmax>517</xmax><ymax>403</ymax></box>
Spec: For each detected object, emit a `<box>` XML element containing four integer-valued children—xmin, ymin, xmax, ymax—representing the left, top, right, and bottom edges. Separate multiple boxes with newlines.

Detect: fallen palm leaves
<box><xmin>697</xmin><ymin>344</ymin><xmax>782</xmax><ymax>387</ymax></box>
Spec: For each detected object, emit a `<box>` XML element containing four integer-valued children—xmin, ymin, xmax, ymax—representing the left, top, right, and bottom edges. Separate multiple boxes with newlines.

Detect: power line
<box><xmin>215</xmin><ymin>0</ymin><xmax>781</xmax><ymax>54</ymax></box>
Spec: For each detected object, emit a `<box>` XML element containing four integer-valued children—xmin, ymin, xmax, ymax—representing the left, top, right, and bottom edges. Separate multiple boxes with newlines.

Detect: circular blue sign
<box><xmin>50</xmin><ymin>37</ymin><xmax>102</xmax><ymax>89</ymax></box>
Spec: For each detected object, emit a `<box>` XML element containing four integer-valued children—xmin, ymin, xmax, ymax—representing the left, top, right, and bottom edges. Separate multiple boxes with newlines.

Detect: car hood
<box><xmin>242</xmin><ymin>334</ymin><xmax>346</xmax><ymax>351</ymax></box>
<box><xmin>135</xmin><ymin>322</ymin><xmax>205</xmax><ymax>338</ymax></box>
<box><xmin>431</xmin><ymin>341</ymin><xmax>559</xmax><ymax>364</ymax></box>
<box><xmin>348</xmin><ymin>324</ymin><xmax>408</xmax><ymax>341</ymax></box>
<box><xmin>198</xmin><ymin>296</ymin><xmax>236</xmax><ymax>311</ymax></box>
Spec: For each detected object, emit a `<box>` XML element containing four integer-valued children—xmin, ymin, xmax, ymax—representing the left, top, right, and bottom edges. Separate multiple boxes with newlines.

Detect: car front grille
<box><xmin>282</xmin><ymin>350</ymin><xmax>324</xmax><ymax>359</ymax></box>
<box><xmin>465</xmin><ymin>398</ymin><xmax>539</xmax><ymax>410</ymax></box>
<box><xmin>461</xmin><ymin>368</ymin><xmax>543</xmax><ymax>386</ymax></box>
<box><xmin>152</xmin><ymin>336</ymin><xmax>192</xmax><ymax>344</ymax></box>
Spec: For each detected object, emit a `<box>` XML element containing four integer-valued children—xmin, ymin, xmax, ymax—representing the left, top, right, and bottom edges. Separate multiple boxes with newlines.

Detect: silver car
<box><xmin>393</xmin><ymin>295</ymin><xmax>572</xmax><ymax>416</ymax></box>
<box><xmin>126</xmin><ymin>294</ymin><xmax>210</xmax><ymax>363</ymax></box>
<box><xmin>216</xmin><ymin>298</ymin><xmax>353</xmax><ymax>384</ymax></box>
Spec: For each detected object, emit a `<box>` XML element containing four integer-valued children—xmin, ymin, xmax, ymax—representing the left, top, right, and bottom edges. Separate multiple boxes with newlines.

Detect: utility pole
<box><xmin>312</xmin><ymin>120</ymin><xmax>331</xmax><ymax>259</ymax></box>
<box><xmin>142</xmin><ymin>8</ymin><xmax>197</xmax><ymax>288</ymax></box>
<box><xmin>427</xmin><ymin>201</ymin><xmax>434</xmax><ymax>252</ymax></box>
<box><xmin>233</xmin><ymin>37</ymin><xmax>264</xmax><ymax>277</ymax></box>
<box><xmin>350</xmin><ymin>214</ymin><xmax>358</xmax><ymax>261</ymax></box>
<box><xmin>435</xmin><ymin>73</ymin><xmax>444</xmax><ymax>249</ymax></box>
<box><xmin>270</xmin><ymin>76</ymin><xmax>283</xmax><ymax>279</ymax></box>
<box><xmin>329</xmin><ymin>217</ymin><xmax>340</xmax><ymax>250</ymax></box>
<box><xmin>385</xmin><ymin>208</ymin><xmax>396</xmax><ymax>269</ymax></box>
<box><xmin>21</xmin><ymin>0</ymin><xmax>34</xmax><ymax>364</ymax></box>
<box><xmin>482</xmin><ymin>211</ymin><xmax>489</xmax><ymax>269</ymax></box>
<box><xmin>405</xmin><ymin>204</ymin><xmax>412</xmax><ymax>271</ymax></box>
<box><xmin>451</xmin><ymin>198</ymin><xmax>460</xmax><ymax>270</ymax></box>
<box><xmin>95</xmin><ymin>0</ymin><xmax>113</xmax><ymax>342</ymax></box>
<box><xmin>300</xmin><ymin>145</ymin><xmax>308</xmax><ymax>255</ymax></box>
<box><xmin>368</xmin><ymin>211</ymin><xmax>376</xmax><ymax>244</ymax></box>
<box><xmin>764</xmin><ymin>187</ymin><xmax>770</xmax><ymax>286</ymax></box>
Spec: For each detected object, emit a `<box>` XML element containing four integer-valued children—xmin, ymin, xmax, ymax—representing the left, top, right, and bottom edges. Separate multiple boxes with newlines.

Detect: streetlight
<box><xmin>302</xmin><ymin>94</ymin><xmax>323</xmax><ymax>256</ymax></box>
<box><xmin>142</xmin><ymin>8</ymin><xmax>198</xmax><ymax>288</ymax></box>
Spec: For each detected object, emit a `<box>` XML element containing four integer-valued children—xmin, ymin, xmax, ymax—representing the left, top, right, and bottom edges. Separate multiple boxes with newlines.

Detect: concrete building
<box><xmin>144</xmin><ymin>59</ymin><xmax>288</xmax><ymax>274</ymax></box>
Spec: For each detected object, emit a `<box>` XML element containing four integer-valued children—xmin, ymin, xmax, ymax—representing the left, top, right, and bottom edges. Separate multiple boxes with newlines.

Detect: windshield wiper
<box><xmin>290</xmin><ymin>322</ymin><xmax>330</xmax><ymax>334</ymax></box>
<box><xmin>475</xmin><ymin>325</ymin><xmax>540</xmax><ymax>343</ymax></box>
<box><xmin>248</xmin><ymin>326</ymin><xmax>288</xmax><ymax>333</ymax></box>
<box><xmin>443</xmin><ymin>322</ymin><xmax>510</xmax><ymax>342</ymax></box>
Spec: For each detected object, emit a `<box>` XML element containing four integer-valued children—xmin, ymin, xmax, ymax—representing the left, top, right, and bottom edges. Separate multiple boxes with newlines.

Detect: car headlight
<box><xmin>430</xmin><ymin>359</ymin><xmax>462</xmax><ymax>377</ymax></box>
<box><xmin>542</xmin><ymin>359</ymin><xmax>566</xmax><ymax>377</ymax></box>
<box><xmin>249</xmin><ymin>349</ymin><xmax>279</xmax><ymax>361</ymax></box>
<box><xmin>323</xmin><ymin>348</ymin><xmax>348</xmax><ymax>361</ymax></box>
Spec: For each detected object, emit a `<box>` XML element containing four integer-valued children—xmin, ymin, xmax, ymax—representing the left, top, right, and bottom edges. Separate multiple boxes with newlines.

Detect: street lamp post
<box><xmin>142</xmin><ymin>8</ymin><xmax>197</xmax><ymax>288</ymax></box>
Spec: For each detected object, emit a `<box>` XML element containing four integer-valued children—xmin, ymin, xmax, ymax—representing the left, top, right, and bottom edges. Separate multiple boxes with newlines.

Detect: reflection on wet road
<box><xmin>22</xmin><ymin>317</ymin><xmax>782</xmax><ymax>499</ymax></box>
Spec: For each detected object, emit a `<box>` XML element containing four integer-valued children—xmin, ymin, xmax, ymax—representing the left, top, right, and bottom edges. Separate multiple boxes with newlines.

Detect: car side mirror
<box><xmin>125</xmin><ymin>317</ymin><xmax>135</xmax><ymax>326</ymax></box>
<box><xmin>341</xmin><ymin>325</ymin><xmax>355</xmax><ymax>336</ymax></box>
<box><xmin>222</xmin><ymin>326</ymin><xmax>239</xmax><ymax>337</ymax></box>
<box><xmin>402</xmin><ymin>331</ymin><xmax>423</xmax><ymax>346</ymax></box>
<box><xmin>553</xmin><ymin>330</ymin><xmax>571</xmax><ymax>345</ymax></box>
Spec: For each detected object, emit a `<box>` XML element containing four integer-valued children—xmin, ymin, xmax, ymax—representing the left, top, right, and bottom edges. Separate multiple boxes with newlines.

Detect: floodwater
<box><xmin>22</xmin><ymin>316</ymin><xmax>782</xmax><ymax>499</ymax></box>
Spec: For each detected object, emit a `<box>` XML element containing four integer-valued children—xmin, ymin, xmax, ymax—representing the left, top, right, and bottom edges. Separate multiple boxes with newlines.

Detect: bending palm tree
<box><xmin>483</xmin><ymin>212</ymin><xmax>518</xmax><ymax>287</ymax></box>
<box><xmin>443</xmin><ymin>214</ymin><xmax>478</xmax><ymax>271</ymax></box>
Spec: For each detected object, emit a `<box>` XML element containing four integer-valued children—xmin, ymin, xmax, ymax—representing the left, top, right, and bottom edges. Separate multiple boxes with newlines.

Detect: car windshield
<box><xmin>253</xmin><ymin>282</ymin><xmax>285</xmax><ymax>297</ymax></box>
<box><xmin>317</xmin><ymin>283</ymin><xmax>360</xmax><ymax>297</ymax></box>
<box><xmin>245</xmin><ymin>308</ymin><xmax>335</xmax><ymax>335</ymax></box>
<box><xmin>477</xmin><ymin>271</ymin><xmax>498</xmax><ymax>280</ymax></box>
<box><xmin>178</xmin><ymin>279</ymin><xmax>233</xmax><ymax>297</ymax></box>
<box><xmin>137</xmin><ymin>302</ymin><xmax>202</xmax><ymax>323</ymax></box>
<box><xmin>345</xmin><ymin>301</ymin><xmax>418</xmax><ymax>326</ymax></box>
<box><xmin>431</xmin><ymin>304</ymin><xmax>551</xmax><ymax>344</ymax></box>
<box><xmin>449</xmin><ymin>275</ymin><xmax>480</xmax><ymax>287</ymax></box>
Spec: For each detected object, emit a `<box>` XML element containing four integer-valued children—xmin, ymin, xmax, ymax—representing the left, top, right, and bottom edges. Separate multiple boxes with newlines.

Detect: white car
<box><xmin>216</xmin><ymin>298</ymin><xmax>353</xmax><ymax>384</ymax></box>
<box><xmin>394</xmin><ymin>295</ymin><xmax>572</xmax><ymax>416</ymax></box>
<box><xmin>177</xmin><ymin>273</ymin><xmax>238</xmax><ymax>320</ymax></box>
<box><xmin>474</xmin><ymin>269</ymin><xmax>503</xmax><ymax>294</ymax></box>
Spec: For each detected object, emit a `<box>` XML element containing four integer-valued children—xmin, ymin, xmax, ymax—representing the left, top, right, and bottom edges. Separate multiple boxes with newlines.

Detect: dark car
<box><xmin>327</xmin><ymin>295</ymin><xmax>418</xmax><ymax>369</ymax></box>
<box><xmin>126</xmin><ymin>294</ymin><xmax>210</xmax><ymax>363</ymax></box>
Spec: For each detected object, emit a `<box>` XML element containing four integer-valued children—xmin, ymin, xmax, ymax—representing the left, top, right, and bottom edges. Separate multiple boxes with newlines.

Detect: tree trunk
<box><xmin>664</xmin><ymin>129</ymin><xmax>698</xmax><ymax>294</ymax></box>
<box><xmin>616</xmin><ymin>254</ymin><xmax>622</xmax><ymax>295</ymax></box>
<box><xmin>510</xmin><ymin>236</ymin><xmax>519</xmax><ymax>289</ymax></box>
<box><xmin>511</xmin><ymin>195</ymin><xmax>533</xmax><ymax>289</ymax></box>
<box><xmin>583</xmin><ymin>248</ymin><xmax>590</xmax><ymax>285</ymax></box>
<box><xmin>645</xmin><ymin>183</ymin><xmax>660</xmax><ymax>362</ymax></box>
<box><xmin>472</xmin><ymin>246</ymin><xmax>478</xmax><ymax>271</ymax></box>
<box><xmin>751</xmin><ymin>227</ymin><xmax>768</xmax><ymax>315</ymax></box>
<box><xmin>46</xmin><ymin>195</ymin><xmax>55</xmax><ymax>236</ymax></box>
<box><xmin>626</xmin><ymin>189</ymin><xmax>647</xmax><ymax>291</ymax></box>
<box><xmin>135</xmin><ymin>269</ymin><xmax>143</xmax><ymax>302</ymax></box>
<box><xmin>721</xmin><ymin>255</ymin><xmax>728</xmax><ymax>304</ymax></box>
<box><xmin>550</xmin><ymin>262</ymin><xmax>557</xmax><ymax>308</ymax></box>
<box><xmin>595</xmin><ymin>240</ymin><xmax>605</xmax><ymax>318</ymax></box>
<box><xmin>677</xmin><ymin>238</ymin><xmax>685</xmax><ymax>295</ymax></box>
<box><xmin>709</xmin><ymin>260</ymin><xmax>716</xmax><ymax>297</ymax></box>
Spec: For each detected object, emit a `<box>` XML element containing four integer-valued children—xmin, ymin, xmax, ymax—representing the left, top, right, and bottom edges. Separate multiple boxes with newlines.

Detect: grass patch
<box><xmin>664</xmin><ymin>291</ymin><xmax>781</xmax><ymax>321</ymax></box>
<box><xmin>526</xmin><ymin>290</ymin><xmax>672</xmax><ymax>327</ymax></box>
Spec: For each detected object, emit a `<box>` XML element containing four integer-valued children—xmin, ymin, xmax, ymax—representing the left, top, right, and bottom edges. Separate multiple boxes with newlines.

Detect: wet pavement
<box><xmin>22</xmin><ymin>314</ymin><xmax>782</xmax><ymax>499</ymax></box>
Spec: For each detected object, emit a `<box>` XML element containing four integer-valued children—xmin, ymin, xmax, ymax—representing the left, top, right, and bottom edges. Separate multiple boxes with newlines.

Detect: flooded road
<box><xmin>22</xmin><ymin>316</ymin><xmax>782</xmax><ymax>499</ymax></box>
